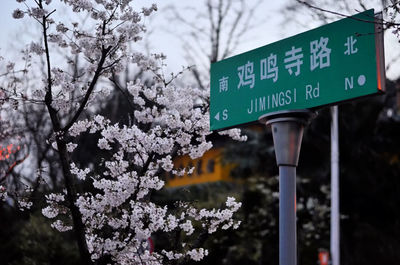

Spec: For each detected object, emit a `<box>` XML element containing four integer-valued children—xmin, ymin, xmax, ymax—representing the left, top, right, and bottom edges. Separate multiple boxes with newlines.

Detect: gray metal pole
<box><xmin>330</xmin><ymin>106</ymin><xmax>340</xmax><ymax>265</ymax></box>
<box><xmin>260</xmin><ymin>110</ymin><xmax>315</xmax><ymax>265</ymax></box>
<box><xmin>280</xmin><ymin>166</ymin><xmax>297</xmax><ymax>265</ymax></box>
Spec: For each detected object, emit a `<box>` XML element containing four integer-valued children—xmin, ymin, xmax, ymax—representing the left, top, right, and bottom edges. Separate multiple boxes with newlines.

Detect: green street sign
<box><xmin>210</xmin><ymin>9</ymin><xmax>385</xmax><ymax>131</ymax></box>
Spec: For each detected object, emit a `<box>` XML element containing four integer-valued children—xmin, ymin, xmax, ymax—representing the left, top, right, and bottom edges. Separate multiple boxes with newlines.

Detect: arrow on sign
<box><xmin>214</xmin><ymin>112</ymin><xmax>220</xmax><ymax>121</ymax></box>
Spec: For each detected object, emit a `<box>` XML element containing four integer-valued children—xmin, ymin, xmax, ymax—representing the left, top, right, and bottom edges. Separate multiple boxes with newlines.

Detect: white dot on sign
<box><xmin>358</xmin><ymin>75</ymin><xmax>366</xmax><ymax>86</ymax></box>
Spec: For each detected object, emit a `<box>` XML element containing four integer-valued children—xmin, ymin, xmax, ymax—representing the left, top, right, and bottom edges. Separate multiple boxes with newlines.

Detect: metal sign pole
<box><xmin>260</xmin><ymin>110</ymin><xmax>315</xmax><ymax>265</ymax></box>
<box><xmin>330</xmin><ymin>106</ymin><xmax>340</xmax><ymax>265</ymax></box>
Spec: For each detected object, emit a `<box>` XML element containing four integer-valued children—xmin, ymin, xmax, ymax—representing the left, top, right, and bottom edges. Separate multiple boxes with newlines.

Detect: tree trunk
<box><xmin>45</xmin><ymin>96</ymin><xmax>93</xmax><ymax>265</ymax></box>
<box><xmin>55</xmin><ymin>136</ymin><xmax>93</xmax><ymax>265</ymax></box>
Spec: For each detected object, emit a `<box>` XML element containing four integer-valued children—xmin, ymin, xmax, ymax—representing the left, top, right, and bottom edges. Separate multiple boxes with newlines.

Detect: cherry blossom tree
<box><xmin>1</xmin><ymin>1</ymin><xmax>245</xmax><ymax>264</ymax></box>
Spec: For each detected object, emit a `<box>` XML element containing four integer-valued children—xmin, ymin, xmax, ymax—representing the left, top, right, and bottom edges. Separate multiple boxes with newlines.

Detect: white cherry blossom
<box><xmin>4</xmin><ymin>0</ymin><xmax>247</xmax><ymax>264</ymax></box>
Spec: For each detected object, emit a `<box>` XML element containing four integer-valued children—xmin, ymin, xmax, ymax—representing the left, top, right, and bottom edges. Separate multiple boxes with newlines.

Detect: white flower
<box><xmin>29</xmin><ymin>42</ymin><xmax>44</xmax><ymax>55</ymax></box>
<box><xmin>56</xmin><ymin>23</ymin><xmax>68</xmax><ymax>33</ymax></box>
<box><xmin>30</xmin><ymin>7</ymin><xmax>47</xmax><ymax>19</ymax></box>
<box><xmin>51</xmin><ymin>220</ymin><xmax>73</xmax><ymax>232</ymax></box>
<box><xmin>45</xmin><ymin>193</ymin><xmax>65</xmax><ymax>202</ymax></box>
<box><xmin>18</xmin><ymin>200</ymin><xmax>33</xmax><ymax>211</ymax></box>
<box><xmin>67</xmin><ymin>143</ymin><xmax>77</xmax><ymax>152</ymax></box>
<box><xmin>51</xmin><ymin>141</ymin><xmax>58</xmax><ymax>150</ymax></box>
<box><xmin>218</xmin><ymin>128</ymin><xmax>247</xmax><ymax>141</ymax></box>
<box><xmin>12</xmin><ymin>9</ymin><xmax>24</xmax><ymax>19</ymax></box>
<box><xmin>6</xmin><ymin>62</ymin><xmax>15</xmax><ymax>72</ymax></box>
<box><xmin>70</xmin><ymin>162</ymin><xmax>90</xmax><ymax>180</ymax></box>
<box><xmin>0</xmin><ymin>186</ymin><xmax>7</xmax><ymax>201</ymax></box>
<box><xmin>98</xmin><ymin>138</ymin><xmax>111</xmax><ymax>150</ymax></box>
<box><xmin>42</xmin><ymin>206</ymin><xmax>59</xmax><ymax>218</ymax></box>
<box><xmin>159</xmin><ymin>155</ymin><xmax>173</xmax><ymax>172</ymax></box>
<box><xmin>162</xmin><ymin>250</ymin><xmax>183</xmax><ymax>260</ymax></box>
<box><xmin>5</xmin><ymin>1</ymin><xmax>249</xmax><ymax>263</ymax></box>
<box><xmin>187</xmin><ymin>248</ymin><xmax>208</xmax><ymax>261</ymax></box>
<box><xmin>180</xmin><ymin>220</ymin><xmax>194</xmax><ymax>235</ymax></box>
<box><xmin>48</xmin><ymin>34</ymin><xmax>63</xmax><ymax>43</ymax></box>
<box><xmin>69</xmin><ymin>120</ymin><xmax>92</xmax><ymax>137</ymax></box>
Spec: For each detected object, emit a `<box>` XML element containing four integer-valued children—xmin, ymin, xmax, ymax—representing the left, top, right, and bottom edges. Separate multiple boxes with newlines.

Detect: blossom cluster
<box><xmin>0</xmin><ymin>185</ymin><xmax>7</xmax><ymax>201</ymax></box>
<box><xmin>12</xmin><ymin>0</ymin><xmax>157</xmax><ymax>116</ymax></box>
<box><xmin>64</xmin><ymin>73</ymin><xmax>242</xmax><ymax>262</ymax></box>
<box><xmin>42</xmin><ymin>192</ymin><xmax>73</xmax><ymax>232</ymax></box>
<box><xmin>7</xmin><ymin>0</ymin><xmax>246</xmax><ymax>264</ymax></box>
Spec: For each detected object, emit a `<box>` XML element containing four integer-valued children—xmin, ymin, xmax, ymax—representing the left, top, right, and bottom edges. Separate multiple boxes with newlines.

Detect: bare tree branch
<box><xmin>62</xmin><ymin>46</ymin><xmax>111</xmax><ymax>133</ymax></box>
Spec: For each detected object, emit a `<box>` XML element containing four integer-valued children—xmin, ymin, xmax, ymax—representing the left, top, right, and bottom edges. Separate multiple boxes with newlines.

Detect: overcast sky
<box><xmin>1</xmin><ymin>1</ymin><xmax>399</xmax><ymax>79</ymax></box>
<box><xmin>0</xmin><ymin>1</ymin><xmax>295</xmax><ymax>74</ymax></box>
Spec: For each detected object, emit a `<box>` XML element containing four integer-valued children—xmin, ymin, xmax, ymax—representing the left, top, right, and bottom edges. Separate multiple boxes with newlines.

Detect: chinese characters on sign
<box><xmin>219</xmin><ymin>76</ymin><xmax>229</xmax><ymax>92</ymax></box>
<box><xmin>210</xmin><ymin>9</ymin><xmax>384</xmax><ymax>131</ymax></box>
<box><xmin>284</xmin><ymin>46</ymin><xmax>303</xmax><ymax>76</ymax></box>
<box><xmin>310</xmin><ymin>37</ymin><xmax>331</xmax><ymax>71</ymax></box>
<box><xmin>344</xmin><ymin>36</ymin><xmax>358</xmax><ymax>55</ymax></box>
<box><xmin>260</xmin><ymin>53</ymin><xmax>278</xmax><ymax>82</ymax></box>
<box><xmin>220</xmin><ymin>36</ymin><xmax>352</xmax><ymax>93</ymax></box>
<box><xmin>237</xmin><ymin>61</ymin><xmax>255</xmax><ymax>89</ymax></box>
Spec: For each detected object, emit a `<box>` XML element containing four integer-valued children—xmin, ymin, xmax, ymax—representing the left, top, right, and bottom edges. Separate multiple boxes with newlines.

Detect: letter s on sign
<box><xmin>223</xmin><ymin>109</ymin><xmax>228</xmax><ymax>120</ymax></box>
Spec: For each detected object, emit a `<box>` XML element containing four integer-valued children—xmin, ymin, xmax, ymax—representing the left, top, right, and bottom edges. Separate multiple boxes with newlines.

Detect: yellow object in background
<box><xmin>165</xmin><ymin>148</ymin><xmax>235</xmax><ymax>188</ymax></box>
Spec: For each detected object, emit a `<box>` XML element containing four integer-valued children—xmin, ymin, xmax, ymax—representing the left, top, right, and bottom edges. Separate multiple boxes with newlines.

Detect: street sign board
<box><xmin>210</xmin><ymin>9</ymin><xmax>385</xmax><ymax>131</ymax></box>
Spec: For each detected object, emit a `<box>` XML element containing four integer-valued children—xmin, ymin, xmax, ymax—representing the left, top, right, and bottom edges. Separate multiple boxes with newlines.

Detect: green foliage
<box><xmin>0</xmin><ymin>205</ymin><xmax>80</xmax><ymax>265</ymax></box>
